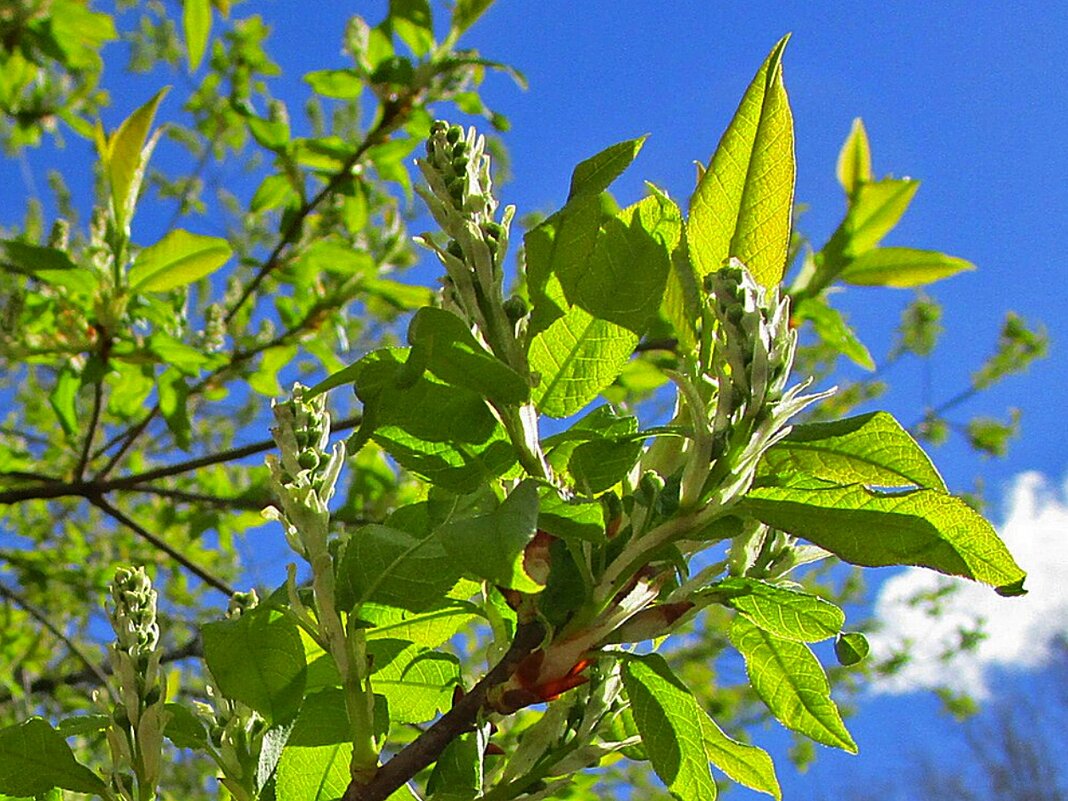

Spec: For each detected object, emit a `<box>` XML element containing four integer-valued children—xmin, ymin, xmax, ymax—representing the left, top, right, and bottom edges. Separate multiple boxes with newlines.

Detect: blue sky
<box><xmin>5</xmin><ymin>1</ymin><xmax>1068</xmax><ymax>797</ymax></box>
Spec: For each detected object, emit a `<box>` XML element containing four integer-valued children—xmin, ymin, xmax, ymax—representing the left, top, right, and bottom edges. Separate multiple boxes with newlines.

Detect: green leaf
<box><xmin>834</xmin><ymin>632</ymin><xmax>870</xmax><ymax>667</ymax></box>
<box><xmin>368</xmin><ymin>639</ymin><xmax>460</xmax><ymax>723</ymax></box>
<box><xmin>529</xmin><ymin>304</ymin><xmax>637</xmax><ymax>418</ymax></box>
<box><xmin>537</xmin><ymin>488</ymin><xmax>606</xmax><ymax>544</ymax></box>
<box><xmin>841</xmin><ymin>178</ymin><xmax>919</xmax><ymax>256</ymax></box>
<box><xmin>689</xmin><ymin>35</ymin><xmax>795</xmax><ymax>288</ymax></box>
<box><xmin>248</xmin><ymin>344</ymin><xmax>298</xmax><ymax>397</ymax></box>
<box><xmin>438</xmin><ymin>480</ymin><xmax>542</xmax><ymax>593</ymax></box>
<box><xmin>129</xmin><ymin>229</ymin><xmax>232</xmax><ymax>292</ymax></box>
<box><xmin>361</xmin><ymin>601</ymin><xmax>477</xmax><ymax>648</ymax></box>
<box><xmin>792</xmin><ymin>296</ymin><xmax>874</xmax><ymax>371</ymax></box>
<box><xmin>451</xmin><ymin>0</ymin><xmax>495</xmax><ymax>36</ymax></box>
<box><xmin>729</xmin><ymin>616</ymin><xmax>856</xmax><ymax>753</ymax></box>
<box><xmin>248</xmin><ymin>115</ymin><xmax>290</xmax><ymax>151</ymax></box>
<box><xmin>336</xmin><ymin>524</ymin><xmax>460</xmax><ymax>612</ymax></box>
<box><xmin>836</xmin><ymin>118</ymin><xmax>871</xmax><ymax>195</ymax></box>
<box><xmin>714</xmin><ymin>578</ymin><xmax>844</xmax><ymax>642</ymax></box>
<box><xmin>838</xmin><ymin>247</ymin><xmax>975</xmax><ymax>288</ymax></box>
<box><xmin>740</xmin><ymin>484</ymin><xmax>1026</xmax><ymax>592</ymax></box>
<box><xmin>163</xmin><ymin>703</ymin><xmax>209</xmax><ymax>750</ymax></box>
<box><xmin>182</xmin><ymin>0</ymin><xmax>212</xmax><ymax>71</ymax></box>
<box><xmin>102</xmin><ymin>88</ymin><xmax>169</xmax><ymax>231</ymax></box>
<box><xmin>562</xmin><ymin>188</ymin><xmax>681</xmax><ymax>334</ymax></box>
<box><xmin>348</xmin><ymin>349</ymin><xmax>517</xmax><ymax>492</ymax></box>
<box><xmin>0</xmin><ymin>240</ymin><xmax>96</xmax><ymax>295</ymax></box>
<box><xmin>48</xmin><ymin>365</ymin><xmax>79</xmax><ymax>438</ymax></box>
<box><xmin>251</xmin><ymin>173</ymin><xmax>298</xmax><ymax>212</ymax></box>
<box><xmin>566</xmin><ymin>408</ymin><xmax>644</xmax><ymax>493</ymax></box>
<box><xmin>568</xmin><ymin>136</ymin><xmax>647</xmax><ymax>200</ymax></box>
<box><xmin>621</xmin><ymin>653</ymin><xmax>717</xmax><ymax>801</ymax></box>
<box><xmin>304</xmin><ymin>68</ymin><xmax>364</xmax><ymax>99</ymax></box>
<box><xmin>700</xmin><ymin>714</ymin><xmax>781</xmax><ymax>800</ymax></box>
<box><xmin>202</xmin><ymin>605</ymin><xmax>307</xmax><ymax>725</ymax></box>
<box><xmin>0</xmin><ymin>718</ymin><xmax>108</xmax><ymax>796</ymax></box>
<box><xmin>407</xmin><ymin>307</ymin><xmax>529</xmax><ymax>407</ymax></box>
<box><xmin>275</xmin><ymin>740</ymin><xmax>352</xmax><ymax>801</ymax></box>
<box><xmin>427</xmin><ymin>732</ymin><xmax>482</xmax><ymax>801</ymax></box>
<box><xmin>757</xmin><ymin>411</ymin><xmax>946</xmax><ymax>491</ymax></box>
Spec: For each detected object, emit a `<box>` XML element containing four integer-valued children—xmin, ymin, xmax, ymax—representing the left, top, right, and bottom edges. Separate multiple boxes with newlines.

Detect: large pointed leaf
<box><xmin>368</xmin><ymin>639</ymin><xmax>460</xmax><ymax>723</ymax></box>
<box><xmin>128</xmin><ymin>229</ymin><xmax>232</xmax><ymax>292</ymax></box>
<box><xmin>729</xmin><ymin>617</ymin><xmax>856</xmax><ymax>753</ymax></box>
<box><xmin>202</xmin><ymin>606</ymin><xmax>307</xmax><ymax>724</ymax></box>
<box><xmin>528</xmin><ymin>303</ymin><xmax>637</xmax><ymax>418</ymax></box>
<box><xmin>336</xmin><ymin>524</ymin><xmax>460</xmax><ymax>612</ymax></box>
<box><xmin>0</xmin><ymin>718</ymin><xmax>108</xmax><ymax>797</ymax></box>
<box><xmin>275</xmin><ymin>740</ymin><xmax>352</xmax><ymax>801</ymax></box>
<box><xmin>622</xmin><ymin>653</ymin><xmax>717</xmax><ymax>801</ymax></box>
<box><xmin>757</xmin><ymin>411</ymin><xmax>946</xmax><ymax>491</ymax></box>
<box><xmin>700</xmin><ymin>714</ymin><xmax>781</xmax><ymax>800</ymax></box>
<box><xmin>840</xmin><ymin>178</ymin><xmax>918</xmax><ymax>256</ymax></box>
<box><xmin>739</xmin><ymin>484</ymin><xmax>1026</xmax><ymax>593</ymax></box>
<box><xmin>182</xmin><ymin>0</ymin><xmax>212</xmax><ymax>71</ymax></box>
<box><xmin>714</xmin><ymin>578</ymin><xmax>844</xmax><ymax>642</ymax></box>
<box><xmin>438</xmin><ymin>480</ymin><xmax>542</xmax><ymax>593</ymax></box>
<box><xmin>838</xmin><ymin>247</ymin><xmax>975</xmax><ymax>288</ymax></box>
<box><xmin>361</xmin><ymin>601</ymin><xmax>477</xmax><ymax>648</ymax></box>
<box><xmin>689</xmin><ymin>35</ymin><xmax>795</xmax><ymax>287</ymax></box>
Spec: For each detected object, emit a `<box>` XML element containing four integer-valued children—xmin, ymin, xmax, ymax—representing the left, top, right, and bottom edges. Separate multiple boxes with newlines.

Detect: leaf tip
<box><xmin>995</xmin><ymin>576</ymin><xmax>1027</xmax><ymax>598</ymax></box>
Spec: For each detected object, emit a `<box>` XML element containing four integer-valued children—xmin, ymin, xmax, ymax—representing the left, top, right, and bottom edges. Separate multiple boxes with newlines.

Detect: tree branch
<box><xmin>343</xmin><ymin>621</ymin><xmax>546</xmax><ymax>801</ymax></box>
<box><xmin>88</xmin><ymin>495</ymin><xmax>235</xmax><ymax>596</ymax></box>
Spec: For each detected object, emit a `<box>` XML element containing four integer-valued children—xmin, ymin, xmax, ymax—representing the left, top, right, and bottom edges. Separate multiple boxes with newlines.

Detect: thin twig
<box><xmin>120</xmin><ymin>484</ymin><xmax>271</xmax><ymax>511</ymax></box>
<box><xmin>0</xmin><ymin>580</ymin><xmax>114</xmax><ymax>699</ymax></box>
<box><xmin>74</xmin><ymin>374</ymin><xmax>105</xmax><ymax>481</ymax></box>
<box><xmin>89</xmin><ymin>495</ymin><xmax>235</xmax><ymax>596</ymax></box>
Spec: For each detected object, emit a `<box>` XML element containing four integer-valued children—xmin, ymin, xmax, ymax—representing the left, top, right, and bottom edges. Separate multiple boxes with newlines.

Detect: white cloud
<box><xmin>867</xmin><ymin>471</ymin><xmax>1068</xmax><ymax>698</ymax></box>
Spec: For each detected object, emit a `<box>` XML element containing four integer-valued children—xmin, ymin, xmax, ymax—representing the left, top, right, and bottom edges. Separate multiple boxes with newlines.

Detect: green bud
<box><xmin>502</xmin><ymin>295</ymin><xmax>528</xmax><ymax>323</ymax></box>
<box><xmin>430</xmin><ymin>120</ymin><xmax>448</xmax><ymax>136</ymax></box>
<box><xmin>446</xmin><ymin>240</ymin><xmax>465</xmax><ymax>260</ymax></box>
<box><xmin>298</xmin><ymin>450</ymin><xmax>320</xmax><ymax>470</ymax></box>
<box><xmin>452</xmin><ymin>156</ymin><xmax>469</xmax><ymax>173</ymax></box>
<box><xmin>113</xmin><ymin>705</ymin><xmax>130</xmax><ymax>729</ymax></box>
<box><xmin>446</xmin><ymin>125</ymin><xmax>463</xmax><ymax>145</ymax></box>
<box><xmin>452</xmin><ymin>142</ymin><xmax>467</xmax><ymax>158</ymax></box>
<box><xmin>482</xmin><ymin>221</ymin><xmax>504</xmax><ymax>241</ymax></box>
<box><xmin>144</xmin><ymin>685</ymin><xmax>162</xmax><ymax>706</ymax></box>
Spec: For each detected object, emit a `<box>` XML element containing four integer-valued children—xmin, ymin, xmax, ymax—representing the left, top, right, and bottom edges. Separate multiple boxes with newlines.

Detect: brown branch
<box><xmin>120</xmin><ymin>485</ymin><xmax>271</xmax><ymax>511</ymax></box>
<box><xmin>0</xmin><ymin>580</ymin><xmax>114</xmax><ymax>698</ymax></box>
<box><xmin>343</xmin><ymin>621</ymin><xmax>546</xmax><ymax>801</ymax></box>
<box><xmin>74</xmin><ymin>373</ymin><xmax>105</xmax><ymax>480</ymax></box>
<box><xmin>0</xmin><ymin>415</ymin><xmax>361</xmax><ymax>506</ymax></box>
<box><xmin>89</xmin><ymin>496</ymin><xmax>235</xmax><ymax>596</ymax></box>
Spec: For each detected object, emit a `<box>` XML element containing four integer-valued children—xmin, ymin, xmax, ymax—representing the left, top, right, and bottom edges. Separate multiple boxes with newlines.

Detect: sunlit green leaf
<box><xmin>389</xmin><ymin>0</ymin><xmax>434</xmax><ymax>58</ymax></box>
<box><xmin>361</xmin><ymin>601</ymin><xmax>477</xmax><ymax>648</ymax></box>
<box><xmin>102</xmin><ymin>88</ymin><xmax>169</xmax><ymax>231</ymax></box>
<box><xmin>202</xmin><ymin>605</ymin><xmax>307</xmax><ymax>725</ymax></box>
<box><xmin>451</xmin><ymin>0</ymin><xmax>495</xmax><ymax>36</ymax></box>
<box><xmin>714</xmin><ymin>578</ymin><xmax>844</xmax><ymax>642</ymax></box>
<box><xmin>48</xmin><ymin>365</ymin><xmax>79</xmax><ymax>438</ymax></box>
<box><xmin>740</xmin><ymin>484</ymin><xmax>1026</xmax><ymax>592</ymax></box>
<box><xmin>834</xmin><ymin>632</ymin><xmax>870</xmax><ymax>666</ymax></box>
<box><xmin>689</xmin><ymin>35</ymin><xmax>795</xmax><ymax>287</ymax></box>
<box><xmin>427</xmin><ymin>731</ymin><xmax>482</xmax><ymax>801</ymax></box>
<box><xmin>841</xmin><ymin>178</ymin><xmax>918</xmax><ymax>256</ymax></box>
<box><xmin>757</xmin><ymin>411</ymin><xmax>946</xmax><ymax>491</ymax></box>
<box><xmin>839</xmin><ymin>247</ymin><xmax>975</xmax><ymax>288</ymax></box>
<box><xmin>304</xmin><ymin>69</ymin><xmax>364</xmax><ymax>99</ymax></box>
<box><xmin>729</xmin><ymin>617</ymin><xmax>856</xmax><ymax>753</ymax></box>
<box><xmin>275</xmin><ymin>740</ymin><xmax>352</xmax><ymax>801</ymax></box>
<box><xmin>568</xmin><ymin>136</ymin><xmax>647</xmax><ymax>200</ymax></box>
<box><xmin>622</xmin><ymin>653</ymin><xmax>717</xmax><ymax>801</ymax></box>
<box><xmin>368</xmin><ymin>639</ymin><xmax>460</xmax><ymax>723</ymax></box>
<box><xmin>792</xmin><ymin>296</ymin><xmax>874</xmax><ymax>371</ymax></box>
<box><xmin>0</xmin><ymin>240</ymin><xmax>95</xmax><ymax>295</ymax></box>
<box><xmin>129</xmin><ymin>229</ymin><xmax>232</xmax><ymax>292</ymax></box>
<box><xmin>700</xmin><ymin>713</ymin><xmax>781</xmax><ymax>800</ymax></box>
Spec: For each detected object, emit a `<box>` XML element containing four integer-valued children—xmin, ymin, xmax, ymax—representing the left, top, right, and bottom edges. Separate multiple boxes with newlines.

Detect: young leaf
<box><xmin>757</xmin><ymin>411</ymin><xmax>947</xmax><ymax>491</ymax></box>
<box><xmin>838</xmin><ymin>247</ymin><xmax>975</xmax><ymax>288</ymax></box>
<box><xmin>528</xmin><ymin>306</ymin><xmax>637</xmax><ymax>418</ymax></box>
<box><xmin>157</xmin><ymin>368</ymin><xmax>192</xmax><ymax>451</ymax></box>
<box><xmin>407</xmin><ymin>307</ymin><xmax>529</xmax><ymax>406</ymax></box>
<box><xmin>128</xmin><ymin>229</ymin><xmax>232</xmax><ymax>292</ymax></box>
<box><xmin>389</xmin><ymin>0</ymin><xmax>434</xmax><ymax>58</ymax></box>
<box><xmin>102</xmin><ymin>88</ymin><xmax>169</xmax><ymax>231</ymax></box>
<box><xmin>0</xmin><ymin>240</ymin><xmax>96</xmax><ymax>295</ymax></box>
<box><xmin>202</xmin><ymin>605</ymin><xmax>307</xmax><ymax>724</ymax></box>
<box><xmin>568</xmin><ymin>136</ymin><xmax>648</xmax><ymax>200</ymax></box>
<box><xmin>840</xmin><ymin>178</ymin><xmax>919</xmax><ymax>256</ymax></box>
<box><xmin>48</xmin><ymin>365</ymin><xmax>79</xmax><ymax>438</ymax></box>
<box><xmin>182</xmin><ymin>0</ymin><xmax>212</xmax><ymax>71</ymax></box>
<box><xmin>304</xmin><ymin>68</ymin><xmax>365</xmax><ymax>99</ymax></box>
<box><xmin>792</xmin><ymin>296</ymin><xmax>875</xmax><ymax>371</ymax></box>
<box><xmin>714</xmin><ymin>577</ymin><xmax>844</xmax><ymax>642</ymax></box>
<box><xmin>438</xmin><ymin>480</ymin><xmax>542</xmax><ymax>593</ymax></box>
<box><xmin>700</xmin><ymin>714</ymin><xmax>781</xmax><ymax>800</ymax></box>
<box><xmin>451</xmin><ymin>0</ymin><xmax>495</xmax><ymax>37</ymax></box>
<box><xmin>368</xmin><ymin>639</ymin><xmax>460</xmax><ymax>723</ymax></box>
<box><xmin>834</xmin><ymin>632</ymin><xmax>870</xmax><ymax>666</ymax></box>
<box><xmin>336</xmin><ymin>524</ymin><xmax>460</xmax><ymax>612</ymax></box>
<box><xmin>0</xmin><ymin>718</ymin><xmax>108</xmax><ymax>797</ymax></box>
<box><xmin>729</xmin><ymin>617</ymin><xmax>857</xmax><ymax>753</ymax></box>
<box><xmin>836</xmin><ymin>118</ymin><xmax>871</xmax><ymax>195</ymax></box>
<box><xmin>689</xmin><ymin>35</ymin><xmax>795</xmax><ymax>288</ymax></box>
<box><xmin>740</xmin><ymin>484</ymin><xmax>1026</xmax><ymax>592</ymax></box>
<box><xmin>621</xmin><ymin>653</ymin><xmax>718</xmax><ymax>801</ymax></box>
